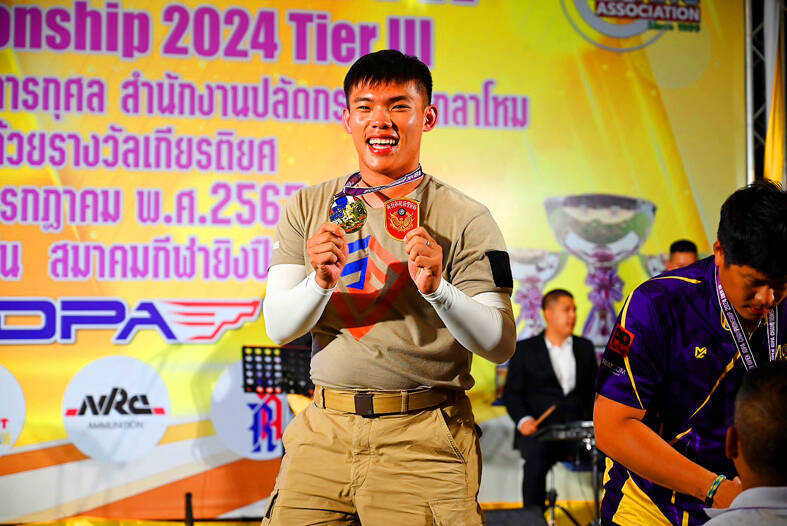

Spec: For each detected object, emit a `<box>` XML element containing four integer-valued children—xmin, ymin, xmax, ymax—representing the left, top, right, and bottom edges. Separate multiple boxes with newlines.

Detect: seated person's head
<box><xmin>541</xmin><ymin>289</ymin><xmax>576</xmax><ymax>339</ymax></box>
<box><xmin>726</xmin><ymin>361</ymin><xmax>787</xmax><ymax>489</ymax></box>
<box><xmin>714</xmin><ymin>181</ymin><xmax>787</xmax><ymax>323</ymax></box>
<box><xmin>666</xmin><ymin>239</ymin><xmax>698</xmax><ymax>270</ymax></box>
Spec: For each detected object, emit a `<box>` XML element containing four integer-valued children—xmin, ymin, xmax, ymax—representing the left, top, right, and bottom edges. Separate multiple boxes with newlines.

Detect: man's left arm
<box><xmin>422</xmin><ymin>281</ymin><xmax>515</xmax><ymax>364</ymax></box>
<box><xmin>404</xmin><ymin>213</ymin><xmax>515</xmax><ymax>364</ymax></box>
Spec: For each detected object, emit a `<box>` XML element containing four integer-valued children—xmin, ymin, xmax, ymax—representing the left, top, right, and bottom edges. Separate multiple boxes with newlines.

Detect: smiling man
<box><xmin>594</xmin><ymin>181</ymin><xmax>787</xmax><ymax>526</ymax></box>
<box><xmin>261</xmin><ymin>50</ymin><xmax>515</xmax><ymax>525</ymax></box>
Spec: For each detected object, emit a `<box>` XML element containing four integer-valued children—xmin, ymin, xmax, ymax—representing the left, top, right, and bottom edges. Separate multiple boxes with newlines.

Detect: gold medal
<box><xmin>329</xmin><ymin>194</ymin><xmax>367</xmax><ymax>233</ymax></box>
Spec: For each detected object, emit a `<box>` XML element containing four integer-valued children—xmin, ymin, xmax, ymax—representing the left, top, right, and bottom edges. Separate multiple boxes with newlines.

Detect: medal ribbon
<box><xmin>715</xmin><ymin>265</ymin><xmax>778</xmax><ymax>370</ymax></box>
<box><xmin>335</xmin><ymin>165</ymin><xmax>424</xmax><ymax>198</ymax></box>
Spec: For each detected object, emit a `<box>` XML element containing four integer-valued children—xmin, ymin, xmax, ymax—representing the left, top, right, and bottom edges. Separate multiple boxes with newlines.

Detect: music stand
<box><xmin>241</xmin><ymin>343</ymin><xmax>313</xmax><ymax>396</ymax></box>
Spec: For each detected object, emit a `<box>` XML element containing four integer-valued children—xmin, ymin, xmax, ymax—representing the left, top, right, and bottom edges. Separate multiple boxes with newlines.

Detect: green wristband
<box><xmin>704</xmin><ymin>474</ymin><xmax>726</xmax><ymax>507</ymax></box>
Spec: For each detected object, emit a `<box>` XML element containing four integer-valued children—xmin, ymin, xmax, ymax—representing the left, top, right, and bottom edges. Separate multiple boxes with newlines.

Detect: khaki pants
<box><xmin>262</xmin><ymin>391</ymin><xmax>485</xmax><ymax>525</ymax></box>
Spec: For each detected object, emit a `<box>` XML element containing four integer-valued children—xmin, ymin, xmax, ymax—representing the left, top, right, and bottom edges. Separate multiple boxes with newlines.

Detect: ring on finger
<box><xmin>426</xmin><ymin>240</ymin><xmax>431</xmax><ymax>247</ymax></box>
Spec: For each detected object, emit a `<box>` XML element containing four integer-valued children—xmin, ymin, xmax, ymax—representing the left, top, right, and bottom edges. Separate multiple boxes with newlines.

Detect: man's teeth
<box><xmin>368</xmin><ymin>138</ymin><xmax>397</xmax><ymax>145</ymax></box>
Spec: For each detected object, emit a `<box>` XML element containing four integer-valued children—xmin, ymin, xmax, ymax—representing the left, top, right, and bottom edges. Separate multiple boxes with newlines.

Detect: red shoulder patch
<box><xmin>609</xmin><ymin>324</ymin><xmax>635</xmax><ymax>357</ymax></box>
<box><xmin>384</xmin><ymin>198</ymin><xmax>419</xmax><ymax>240</ymax></box>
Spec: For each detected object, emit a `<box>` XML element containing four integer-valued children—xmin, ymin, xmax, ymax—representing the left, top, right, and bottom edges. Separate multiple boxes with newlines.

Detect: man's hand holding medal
<box><xmin>307</xmin><ymin>222</ymin><xmax>349</xmax><ymax>289</ymax></box>
<box><xmin>321</xmin><ymin>165</ymin><xmax>437</xmax><ymax>291</ymax></box>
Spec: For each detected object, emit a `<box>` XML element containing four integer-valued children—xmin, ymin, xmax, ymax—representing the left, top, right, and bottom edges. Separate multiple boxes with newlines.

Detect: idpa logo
<box><xmin>0</xmin><ymin>298</ymin><xmax>261</xmax><ymax>344</ymax></box>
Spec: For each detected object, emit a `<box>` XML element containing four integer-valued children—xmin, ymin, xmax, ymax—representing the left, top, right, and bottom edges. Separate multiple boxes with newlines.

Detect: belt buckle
<box><xmin>354</xmin><ymin>392</ymin><xmax>374</xmax><ymax>416</ymax></box>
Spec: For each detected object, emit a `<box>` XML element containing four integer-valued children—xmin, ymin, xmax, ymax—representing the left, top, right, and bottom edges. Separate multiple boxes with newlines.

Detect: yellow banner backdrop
<box><xmin>0</xmin><ymin>0</ymin><xmax>744</xmax><ymax>520</ymax></box>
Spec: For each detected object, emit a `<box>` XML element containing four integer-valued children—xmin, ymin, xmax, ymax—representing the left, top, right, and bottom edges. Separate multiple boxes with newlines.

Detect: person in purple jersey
<box><xmin>594</xmin><ymin>181</ymin><xmax>787</xmax><ymax>526</ymax></box>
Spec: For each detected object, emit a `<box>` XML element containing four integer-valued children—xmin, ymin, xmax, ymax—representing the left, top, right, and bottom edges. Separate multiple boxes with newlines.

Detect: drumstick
<box><xmin>534</xmin><ymin>404</ymin><xmax>557</xmax><ymax>427</ymax></box>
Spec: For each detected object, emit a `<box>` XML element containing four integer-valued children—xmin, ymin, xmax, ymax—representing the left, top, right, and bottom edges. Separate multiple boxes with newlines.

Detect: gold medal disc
<box><xmin>329</xmin><ymin>195</ymin><xmax>367</xmax><ymax>233</ymax></box>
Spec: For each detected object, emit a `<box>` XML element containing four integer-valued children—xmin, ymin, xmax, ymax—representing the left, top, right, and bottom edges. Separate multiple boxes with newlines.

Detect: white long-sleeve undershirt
<box><xmin>420</xmin><ymin>277</ymin><xmax>515</xmax><ymax>364</ymax></box>
<box><xmin>263</xmin><ymin>264</ymin><xmax>334</xmax><ymax>345</ymax></box>
<box><xmin>263</xmin><ymin>263</ymin><xmax>515</xmax><ymax>363</ymax></box>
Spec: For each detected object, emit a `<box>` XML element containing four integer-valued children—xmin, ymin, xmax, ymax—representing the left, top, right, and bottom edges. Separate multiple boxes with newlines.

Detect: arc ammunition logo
<box><xmin>62</xmin><ymin>356</ymin><xmax>170</xmax><ymax>463</ymax></box>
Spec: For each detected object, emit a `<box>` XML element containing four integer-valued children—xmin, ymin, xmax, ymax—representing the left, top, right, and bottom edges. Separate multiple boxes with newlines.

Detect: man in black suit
<box><xmin>502</xmin><ymin>289</ymin><xmax>598</xmax><ymax>511</ymax></box>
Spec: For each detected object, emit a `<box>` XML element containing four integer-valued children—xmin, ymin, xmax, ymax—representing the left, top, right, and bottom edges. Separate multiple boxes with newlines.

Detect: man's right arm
<box><xmin>264</xmin><ymin>222</ymin><xmax>348</xmax><ymax>345</ymax></box>
<box><xmin>263</xmin><ymin>264</ymin><xmax>335</xmax><ymax>345</ymax></box>
<box><xmin>502</xmin><ymin>346</ymin><xmax>537</xmax><ymax>435</ymax></box>
<box><xmin>594</xmin><ymin>395</ymin><xmax>741</xmax><ymax>507</ymax></box>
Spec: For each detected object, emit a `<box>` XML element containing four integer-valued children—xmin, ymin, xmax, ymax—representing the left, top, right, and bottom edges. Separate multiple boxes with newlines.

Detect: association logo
<box><xmin>562</xmin><ymin>0</ymin><xmax>701</xmax><ymax>53</ymax></box>
<box><xmin>210</xmin><ymin>362</ymin><xmax>291</xmax><ymax>460</ymax></box>
<box><xmin>0</xmin><ymin>365</ymin><xmax>25</xmax><ymax>458</ymax></box>
<box><xmin>0</xmin><ymin>297</ymin><xmax>261</xmax><ymax>344</ymax></box>
<box><xmin>694</xmin><ymin>346</ymin><xmax>707</xmax><ymax>359</ymax></box>
<box><xmin>62</xmin><ymin>356</ymin><xmax>170</xmax><ymax>463</ymax></box>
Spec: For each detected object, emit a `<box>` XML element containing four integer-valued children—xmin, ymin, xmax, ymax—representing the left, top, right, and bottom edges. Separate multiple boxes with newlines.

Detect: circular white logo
<box><xmin>211</xmin><ymin>361</ymin><xmax>291</xmax><ymax>460</ymax></box>
<box><xmin>62</xmin><ymin>356</ymin><xmax>170</xmax><ymax>463</ymax></box>
<box><xmin>561</xmin><ymin>0</ymin><xmax>667</xmax><ymax>52</ymax></box>
<box><xmin>0</xmin><ymin>365</ymin><xmax>26</xmax><ymax>458</ymax></box>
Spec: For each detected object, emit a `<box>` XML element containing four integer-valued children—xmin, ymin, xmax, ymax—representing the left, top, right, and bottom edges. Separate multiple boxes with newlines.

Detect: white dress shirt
<box><xmin>544</xmin><ymin>334</ymin><xmax>576</xmax><ymax>396</ymax></box>
<box><xmin>704</xmin><ymin>486</ymin><xmax>787</xmax><ymax>525</ymax></box>
<box><xmin>517</xmin><ymin>334</ymin><xmax>576</xmax><ymax>428</ymax></box>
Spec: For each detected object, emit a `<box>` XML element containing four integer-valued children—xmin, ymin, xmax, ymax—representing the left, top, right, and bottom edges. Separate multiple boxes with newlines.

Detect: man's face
<box><xmin>342</xmin><ymin>81</ymin><xmax>437</xmax><ymax>180</ymax></box>
<box><xmin>714</xmin><ymin>241</ymin><xmax>787</xmax><ymax>321</ymax></box>
<box><xmin>666</xmin><ymin>251</ymin><xmax>698</xmax><ymax>271</ymax></box>
<box><xmin>544</xmin><ymin>296</ymin><xmax>577</xmax><ymax>338</ymax></box>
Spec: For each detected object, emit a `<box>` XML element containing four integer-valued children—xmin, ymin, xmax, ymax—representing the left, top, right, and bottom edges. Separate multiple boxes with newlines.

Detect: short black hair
<box><xmin>669</xmin><ymin>239</ymin><xmax>697</xmax><ymax>255</ymax></box>
<box><xmin>542</xmin><ymin>289</ymin><xmax>573</xmax><ymax>311</ymax></box>
<box><xmin>343</xmin><ymin>49</ymin><xmax>433</xmax><ymax>107</ymax></box>
<box><xmin>734</xmin><ymin>360</ymin><xmax>787</xmax><ymax>484</ymax></box>
<box><xmin>717</xmin><ymin>181</ymin><xmax>787</xmax><ymax>279</ymax></box>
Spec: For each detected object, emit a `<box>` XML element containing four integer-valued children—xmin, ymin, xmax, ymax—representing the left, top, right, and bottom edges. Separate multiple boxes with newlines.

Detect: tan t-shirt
<box><xmin>270</xmin><ymin>173</ymin><xmax>513</xmax><ymax>390</ymax></box>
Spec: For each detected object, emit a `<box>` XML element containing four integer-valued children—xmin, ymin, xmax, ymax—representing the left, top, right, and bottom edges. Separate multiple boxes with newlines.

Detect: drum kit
<box><xmin>533</xmin><ymin>420</ymin><xmax>601</xmax><ymax>526</ymax></box>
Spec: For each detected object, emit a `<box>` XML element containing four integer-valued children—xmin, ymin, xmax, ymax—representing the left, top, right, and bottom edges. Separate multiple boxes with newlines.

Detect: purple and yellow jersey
<box><xmin>596</xmin><ymin>256</ymin><xmax>787</xmax><ymax>526</ymax></box>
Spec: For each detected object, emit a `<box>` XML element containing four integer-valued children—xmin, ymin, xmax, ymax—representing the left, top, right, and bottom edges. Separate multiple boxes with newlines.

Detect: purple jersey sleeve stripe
<box><xmin>619</xmin><ymin>291</ymin><xmax>645</xmax><ymax>408</ymax></box>
<box><xmin>620</xmin><ymin>293</ymin><xmax>634</xmax><ymax>328</ymax></box>
<box><xmin>689</xmin><ymin>351</ymin><xmax>740</xmax><ymax>419</ymax></box>
<box><xmin>624</xmin><ymin>355</ymin><xmax>645</xmax><ymax>409</ymax></box>
<box><xmin>668</xmin><ymin>427</ymin><xmax>693</xmax><ymax>446</ymax></box>
<box><xmin>650</xmin><ymin>276</ymin><xmax>703</xmax><ymax>285</ymax></box>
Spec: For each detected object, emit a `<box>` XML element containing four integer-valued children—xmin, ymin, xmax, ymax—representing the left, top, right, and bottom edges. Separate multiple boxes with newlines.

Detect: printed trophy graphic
<box><xmin>494</xmin><ymin>248</ymin><xmax>567</xmax><ymax>403</ymax></box>
<box><xmin>544</xmin><ymin>194</ymin><xmax>656</xmax><ymax>351</ymax></box>
<box><xmin>639</xmin><ymin>253</ymin><xmax>668</xmax><ymax>277</ymax></box>
<box><xmin>510</xmin><ymin>248</ymin><xmax>568</xmax><ymax>340</ymax></box>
